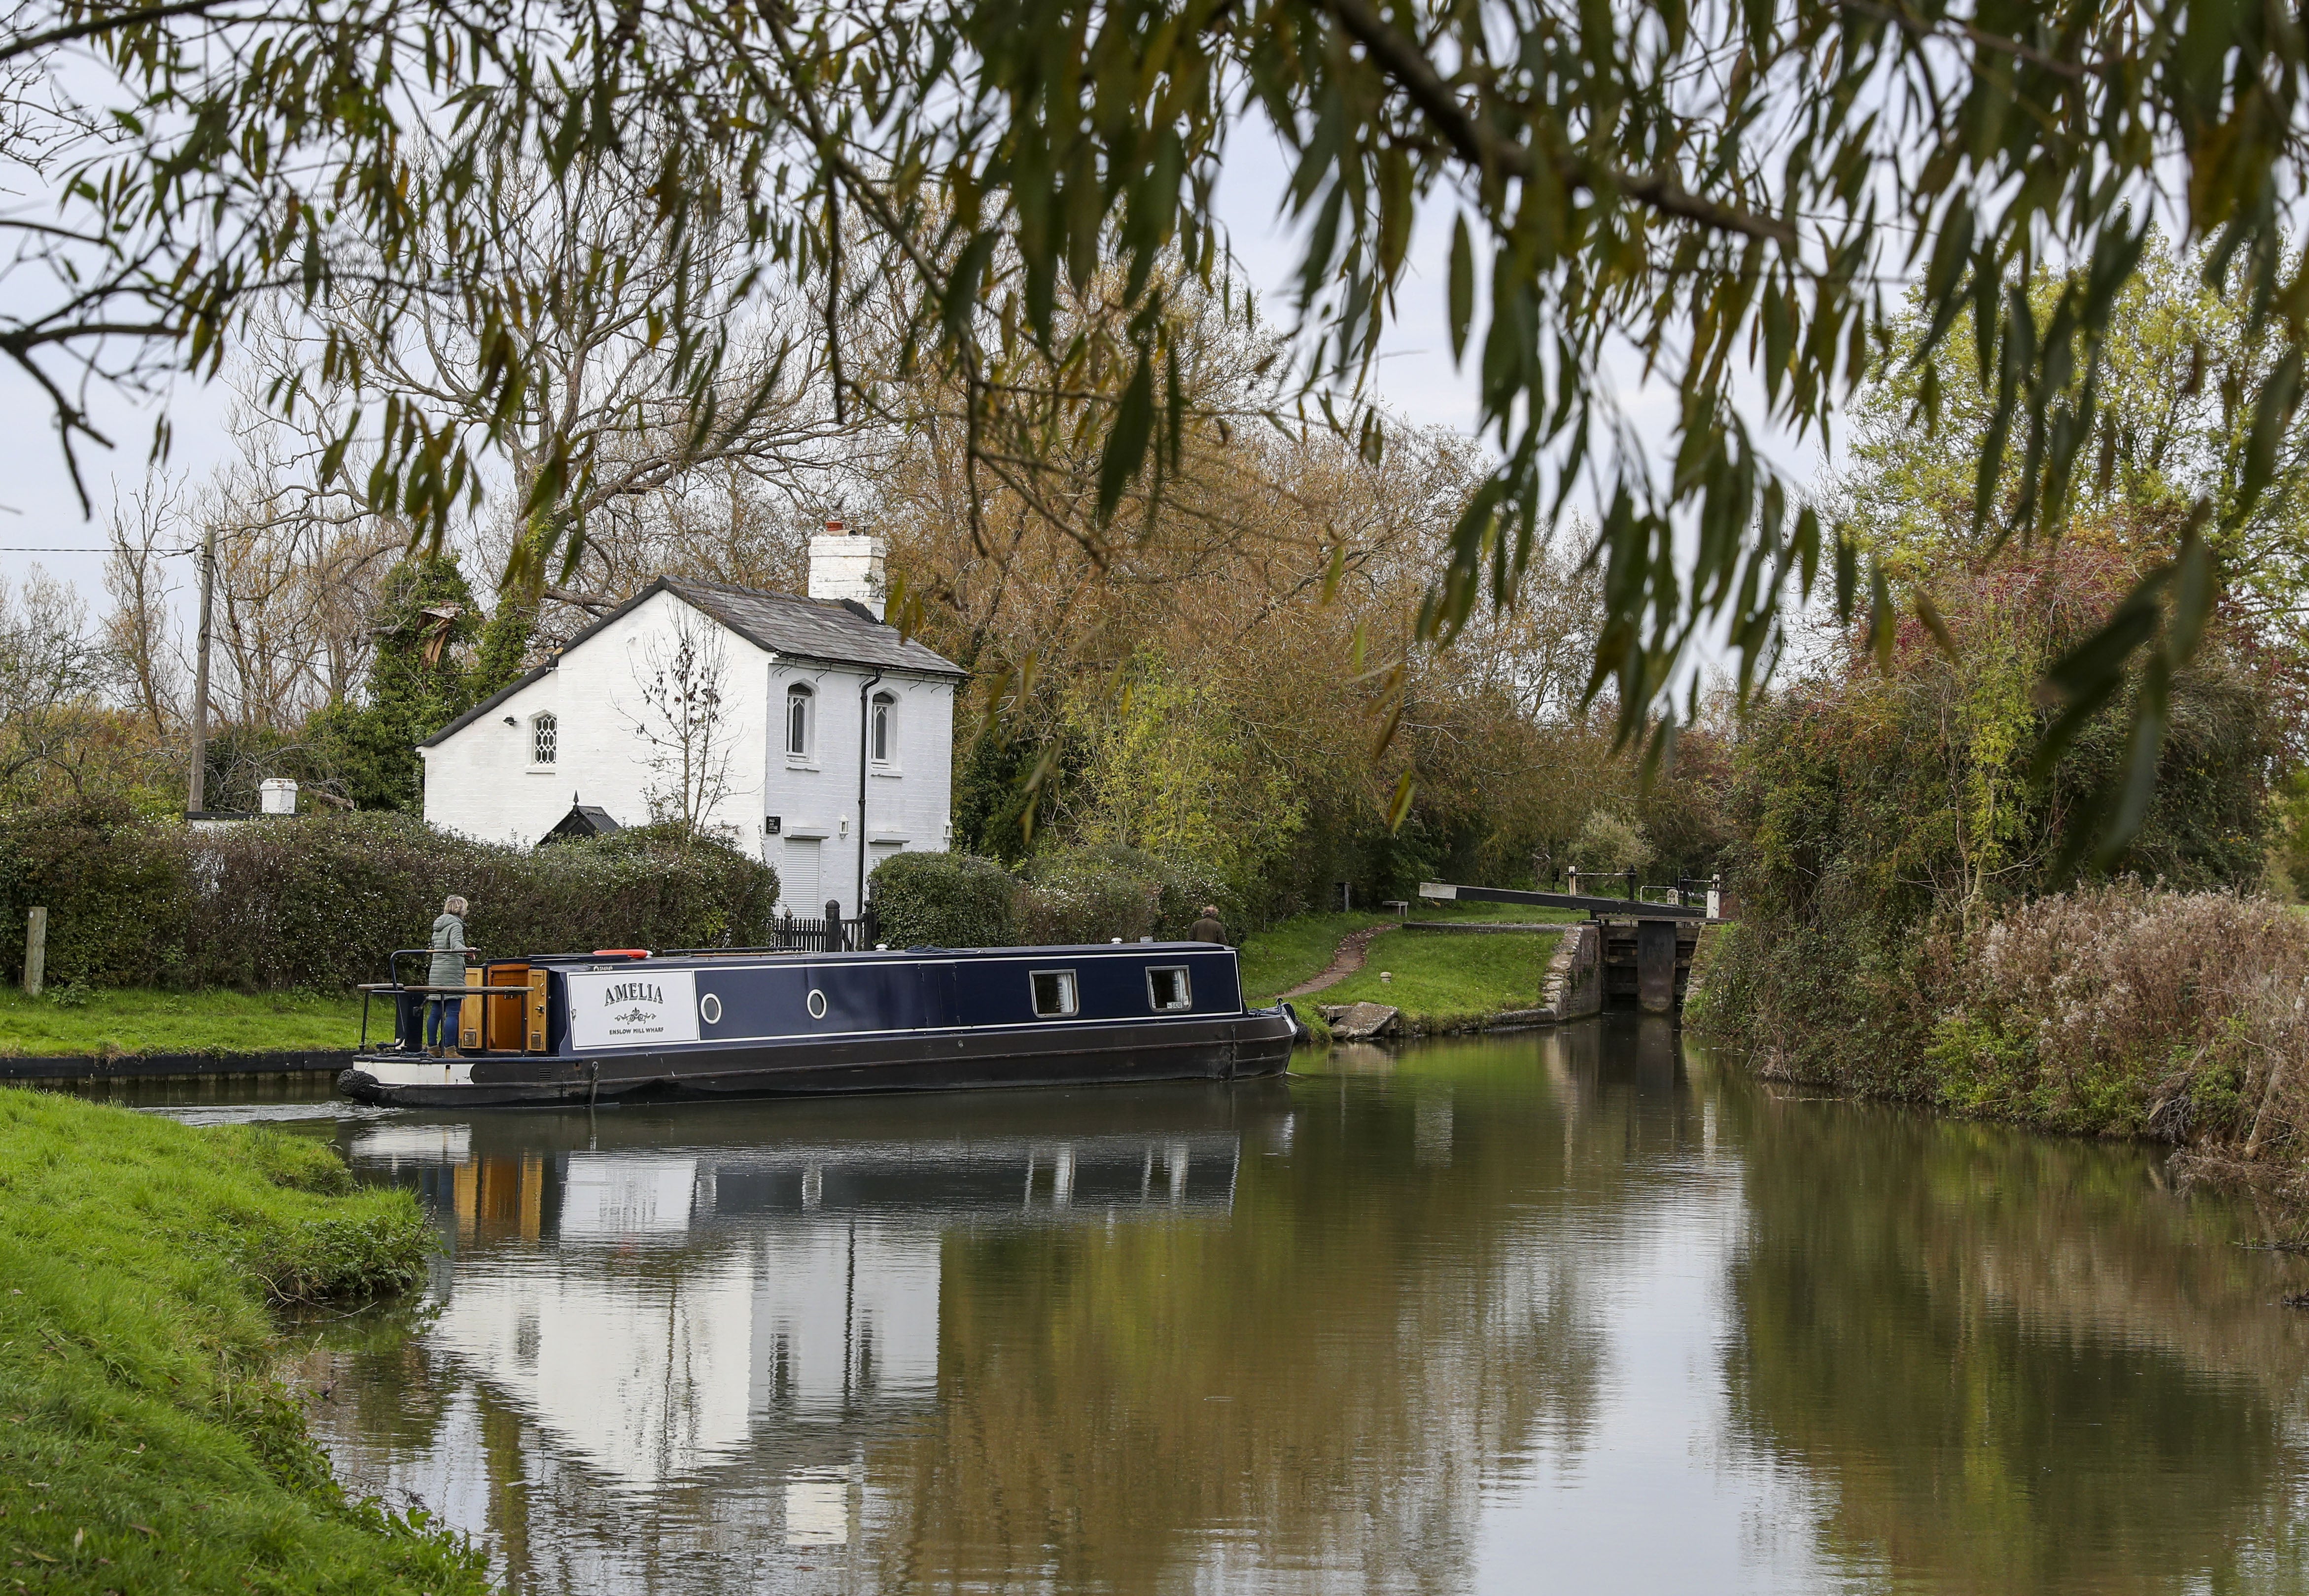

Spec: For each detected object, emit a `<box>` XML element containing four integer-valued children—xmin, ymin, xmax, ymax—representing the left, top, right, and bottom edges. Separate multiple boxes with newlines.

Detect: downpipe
<box><xmin>855</xmin><ymin>668</ymin><xmax>884</xmax><ymax>922</ymax></box>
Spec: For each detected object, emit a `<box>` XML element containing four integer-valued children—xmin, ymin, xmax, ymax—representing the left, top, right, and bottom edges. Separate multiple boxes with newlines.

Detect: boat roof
<box><xmin>525</xmin><ymin>941</ymin><xmax>1229</xmax><ymax>966</ymax></box>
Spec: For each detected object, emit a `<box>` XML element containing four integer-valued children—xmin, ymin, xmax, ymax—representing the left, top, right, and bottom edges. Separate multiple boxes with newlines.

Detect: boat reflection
<box><xmin>325</xmin><ymin>1086</ymin><xmax>1272</xmax><ymax>1504</ymax></box>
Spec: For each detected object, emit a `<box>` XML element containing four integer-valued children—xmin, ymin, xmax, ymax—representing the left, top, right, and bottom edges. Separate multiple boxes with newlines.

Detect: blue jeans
<box><xmin>425</xmin><ymin>996</ymin><xmax>456</xmax><ymax>1049</ymax></box>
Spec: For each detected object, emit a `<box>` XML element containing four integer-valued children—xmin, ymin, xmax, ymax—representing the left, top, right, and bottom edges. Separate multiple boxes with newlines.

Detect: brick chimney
<box><xmin>806</xmin><ymin>517</ymin><xmax>886</xmax><ymax>621</ymax></box>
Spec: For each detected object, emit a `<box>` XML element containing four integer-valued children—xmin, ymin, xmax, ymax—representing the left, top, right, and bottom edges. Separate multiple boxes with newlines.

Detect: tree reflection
<box><xmin>849</xmin><ymin>1057</ymin><xmax>1627</xmax><ymax>1592</ymax></box>
<box><xmin>1718</xmin><ymin>1079</ymin><xmax>2309</xmax><ymax>1593</ymax></box>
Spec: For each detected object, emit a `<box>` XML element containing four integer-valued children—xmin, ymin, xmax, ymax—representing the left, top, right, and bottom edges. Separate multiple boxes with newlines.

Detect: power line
<box><xmin>0</xmin><ymin>546</ymin><xmax>197</xmax><ymax>555</ymax></box>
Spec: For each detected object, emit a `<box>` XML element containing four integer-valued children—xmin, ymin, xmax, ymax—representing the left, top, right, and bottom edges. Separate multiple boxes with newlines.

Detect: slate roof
<box><xmin>661</xmin><ymin>577</ymin><xmax>962</xmax><ymax>678</ymax></box>
<box><xmin>419</xmin><ymin>576</ymin><xmax>964</xmax><ymax>750</ymax></box>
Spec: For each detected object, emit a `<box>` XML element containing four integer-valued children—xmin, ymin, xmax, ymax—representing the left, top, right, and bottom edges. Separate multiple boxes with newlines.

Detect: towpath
<box><xmin>1279</xmin><ymin>924</ymin><xmax>1398</xmax><ymax>999</ymax></box>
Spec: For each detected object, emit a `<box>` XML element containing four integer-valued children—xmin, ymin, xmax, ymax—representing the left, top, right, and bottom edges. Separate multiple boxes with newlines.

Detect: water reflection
<box><xmin>258</xmin><ymin>1022</ymin><xmax>2309</xmax><ymax>1594</ymax></box>
<box><xmin>1721</xmin><ymin>1088</ymin><xmax>2309</xmax><ymax>1593</ymax></box>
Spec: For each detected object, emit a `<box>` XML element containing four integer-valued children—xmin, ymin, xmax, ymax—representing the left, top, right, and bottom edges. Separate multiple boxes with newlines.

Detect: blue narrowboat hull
<box><xmin>339</xmin><ymin>942</ymin><xmax>1301</xmax><ymax>1109</ymax></box>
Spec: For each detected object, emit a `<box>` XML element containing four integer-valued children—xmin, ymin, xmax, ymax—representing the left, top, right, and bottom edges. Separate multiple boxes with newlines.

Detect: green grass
<box><xmin>1238</xmin><ymin>912</ymin><xmax>1392</xmax><ymax>1004</ymax></box>
<box><xmin>1239</xmin><ymin>901</ymin><xmax>1583</xmax><ymax>1006</ymax></box>
<box><xmin>0</xmin><ymin>1087</ymin><xmax>490</xmax><ymax>1594</ymax></box>
<box><xmin>1317</xmin><ymin>928</ymin><xmax>1562</xmax><ymax>1027</ymax></box>
<box><xmin>0</xmin><ymin>988</ymin><xmax>366</xmax><ymax>1058</ymax></box>
<box><xmin>1414</xmin><ymin>901</ymin><xmax>1587</xmax><ymax>924</ymax></box>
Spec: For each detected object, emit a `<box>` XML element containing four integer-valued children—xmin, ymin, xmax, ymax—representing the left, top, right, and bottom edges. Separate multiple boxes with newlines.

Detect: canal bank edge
<box><xmin>0</xmin><ymin>1048</ymin><xmax>356</xmax><ymax>1081</ymax></box>
<box><xmin>0</xmin><ymin>1087</ymin><xmax>492</xmax><ymax>1594</ymax></box>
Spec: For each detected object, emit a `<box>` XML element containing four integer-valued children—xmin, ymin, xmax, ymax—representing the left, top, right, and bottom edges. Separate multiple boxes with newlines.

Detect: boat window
<box><xmin>1030</xmin><ymin>969</ymin><xmax>1079</xmax><ymax>1018</ymax></box>
<box><xmin>1147</xmin><ymin>966</ymin><xmax>1192</xmax><ymax>1012</ymax></box>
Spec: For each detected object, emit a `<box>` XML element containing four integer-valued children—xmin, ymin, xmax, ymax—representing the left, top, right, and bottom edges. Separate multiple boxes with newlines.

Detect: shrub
<box><xmin>1572</xmin><ymin>809</ymin><xmax>1653</xmax><ymax>876</ymax></box>
<box><xmin>1705</xmin><ymin>545</ymin><xmax>2276</xmax><ymax>1095</ymax></box>
<box><xmin>871</xmin><ymin>851</ymin><xmax>1017</xmax><ymax>947</ymax></box>
<box><xmin>1016</xmin><ymin>847</ymin><xmax>1162</xmax><ymax>943</ymax></box>
<box><xmin>1013</xmin><ymin>844</ymin><xmax>1238</xmax><ymax>944</ymax></box>
<box><xmin>0</xmin><ymin>801</ymin><xmax>780</xmax><ymax>991</ymax></box>
<box><xmin>1922</xmin><ymin>885</ymin><xmax>2309</xmax><ymax>1147</ymax></box>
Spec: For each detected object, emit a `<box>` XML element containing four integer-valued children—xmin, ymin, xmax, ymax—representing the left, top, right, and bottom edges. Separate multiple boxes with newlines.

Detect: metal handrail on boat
<box><xmin>359</xmin><ymin>948</ymin><xmax>536</xmax><ymax>1052</ymax></box>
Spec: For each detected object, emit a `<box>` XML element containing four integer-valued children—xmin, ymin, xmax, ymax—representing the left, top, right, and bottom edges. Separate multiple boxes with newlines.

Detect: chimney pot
<box><xmin>824</xmin><ymin>518</ymin><xmax>845</xmax><ymax>535</ymax></box>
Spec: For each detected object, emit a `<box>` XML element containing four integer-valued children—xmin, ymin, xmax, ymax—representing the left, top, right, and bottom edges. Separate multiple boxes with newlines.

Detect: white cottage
<box><xmin>418</xmin><ymin>528</ymin><xmax>964</xmax><ymax>916</ymax></box>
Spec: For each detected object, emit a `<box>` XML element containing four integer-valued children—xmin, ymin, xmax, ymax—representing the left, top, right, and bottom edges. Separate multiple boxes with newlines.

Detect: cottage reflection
<box><xmin>336</xmin><ymin>1102</ymin><xmax>1251</xmax><ymax>1500</ymax></box>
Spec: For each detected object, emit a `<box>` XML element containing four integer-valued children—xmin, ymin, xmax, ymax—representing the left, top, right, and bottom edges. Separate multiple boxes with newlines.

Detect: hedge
<box><xmin>868</xmin><ymin>851</ymin><xmax>1017</xmax><ymax>948</ymax></box>
<box><xmin>0</xmin><ymin>798</ymin><xmax>779</xmax><ymax>991</ymax></box>
<box><xmin>869</xmin><ymin>844</ymin><xmax>1236</xmax><ymax>948</ymax></box>
<box><xmin>1014</xmin><ymin>845</ymin><xmax>1232</xmax><ymax>945</ymax></box>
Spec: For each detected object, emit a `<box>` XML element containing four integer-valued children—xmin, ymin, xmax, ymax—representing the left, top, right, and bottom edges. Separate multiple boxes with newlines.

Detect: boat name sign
<box><xmin>566</xmin><ymin>969</ymin><xmax>702</xmax><ymax>1050</ymax></box>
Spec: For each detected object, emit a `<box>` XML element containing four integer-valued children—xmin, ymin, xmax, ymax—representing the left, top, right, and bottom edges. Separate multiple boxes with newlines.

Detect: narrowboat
<box><xmin>337</xmin><ymin>941</ymin><xmax>1302</xmax><ymax>1109</ymax></box>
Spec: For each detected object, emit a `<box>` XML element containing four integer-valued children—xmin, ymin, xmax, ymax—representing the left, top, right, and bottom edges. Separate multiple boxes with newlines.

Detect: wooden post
<box><xmin>1636</xmin><ymin>918</ymin><xmax>1677</xmax><ymax>1014</ymax></box>
<box><xmin>187</xmin><ymin>519</ymin><xmax>216</xmax><ymax>815</ymax></box>
<box><xmin>22</xmin><ymin>907</ymin><xmax>45</xmax><ymax>998</ymax></box>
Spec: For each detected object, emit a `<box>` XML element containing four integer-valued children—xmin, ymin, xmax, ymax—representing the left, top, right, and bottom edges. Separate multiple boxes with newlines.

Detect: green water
<box><xmin>143</xmin><ymin>1018</ymin><xmax>2309</xmax><ymax>1592</ymax></box>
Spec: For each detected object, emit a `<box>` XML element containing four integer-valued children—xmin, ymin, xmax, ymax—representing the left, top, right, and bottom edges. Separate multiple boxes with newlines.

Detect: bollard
<box><xmin>23</xmin><ymin>906</ymin><xmax>45</xmax><ymax>997</ymax></box>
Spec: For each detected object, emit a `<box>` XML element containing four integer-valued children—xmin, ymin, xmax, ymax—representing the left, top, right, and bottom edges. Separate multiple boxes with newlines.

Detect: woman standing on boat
<box><xmin>426</xmin><ymin>895</ymin><xmax>471</xmax><ymax>1055</ymax></box>
<box><xmin>1190</xmin><ymin>905</ymin><xmax>1227</xmax><ymax>945</ymax></box>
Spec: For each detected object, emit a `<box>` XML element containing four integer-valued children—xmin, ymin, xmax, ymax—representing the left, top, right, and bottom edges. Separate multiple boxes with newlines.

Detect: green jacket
<box><xmin>428</xmin><ymin>913</ymin><xmax>467</xmax><ymax>989</ymax></box>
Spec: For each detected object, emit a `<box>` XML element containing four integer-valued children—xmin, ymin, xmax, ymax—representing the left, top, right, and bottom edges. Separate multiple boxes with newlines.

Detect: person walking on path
<box><xmin>1189</xmin><ymin>905</ymin><xmax>1227</xmax><ymax>945</ymax></box>
<box><xmin>426</xmin><ymin>895</ymin><xmax>471</xmax><ymax>1056</ymax></box>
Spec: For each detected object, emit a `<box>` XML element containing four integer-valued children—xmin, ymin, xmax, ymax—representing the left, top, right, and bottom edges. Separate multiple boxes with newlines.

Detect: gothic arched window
<box><xmin>871</xmin><ymin>691</ymin><xmax>896</xmax><ymax>764</ymax></box>
<box><xmin>785</xmin><ymin>684</ymin><xmax>813</xmax><ymax>758</ymax></box>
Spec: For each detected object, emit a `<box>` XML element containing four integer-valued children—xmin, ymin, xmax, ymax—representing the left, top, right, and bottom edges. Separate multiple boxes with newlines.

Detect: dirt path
<box><xmin>1279</xmin><ymin>924</ymin><xmax>1398</xmax><ymax>999</ymax></box>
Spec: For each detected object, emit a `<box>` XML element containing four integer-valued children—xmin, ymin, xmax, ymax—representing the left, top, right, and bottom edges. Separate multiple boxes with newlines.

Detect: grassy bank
<box><xmin>1316</xmin><ymin>929</ymin><xmax>1561</xmax><ymax>1031</ymax></box>
<box><xmin>0</xmin><ymin>1088</ymin><xmax>490</xmax><ymax>1593</ymax></box>
<box><xmin>1239</xmin><ymin>902</ymin><xmax>1583</xmax><ymax>1006</ymax></box>
<box><xmin>1239</xmin><ymin>913</ymin><xmax>1389</xmax><ymax>1004</ymax></box>
<box><xmin>0</xmin><ymin>987</ymin><xmax>365</xmax><ymax>1058</ymax></box>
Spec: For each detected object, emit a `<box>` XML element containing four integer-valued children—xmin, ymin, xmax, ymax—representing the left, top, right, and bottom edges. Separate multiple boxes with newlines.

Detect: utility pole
<box><xmin>187</xmin><ymin>519</ymin><xmax>216</xmax><ymax>816</ymax></box>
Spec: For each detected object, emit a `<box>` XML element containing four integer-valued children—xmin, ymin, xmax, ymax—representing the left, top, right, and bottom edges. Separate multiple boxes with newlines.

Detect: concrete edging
<box><xmin>0</xmin><ymin>1050</ymin><xmax>356</xmax><ymax>1082</ymax></box>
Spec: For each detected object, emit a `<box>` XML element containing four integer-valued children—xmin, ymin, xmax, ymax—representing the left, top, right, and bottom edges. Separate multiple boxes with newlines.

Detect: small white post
<box><xmin>23</xmin><ymin>906</ymin><xmax>46</xmax><ymax>997</ymax></box>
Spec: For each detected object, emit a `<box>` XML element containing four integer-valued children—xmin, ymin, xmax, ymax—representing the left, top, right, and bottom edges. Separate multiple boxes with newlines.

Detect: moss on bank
<box><xmin>0</xmin><ymin>1088</ymin><xmax>490</xmax><ymax>1594</ymax></box>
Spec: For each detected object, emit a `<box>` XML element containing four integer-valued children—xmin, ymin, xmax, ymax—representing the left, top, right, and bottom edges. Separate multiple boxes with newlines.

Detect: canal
<box><xmin>135</xmin><ymin>1016</ymin><xmax>2309</xmax><ymax>1593</ymax></box>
